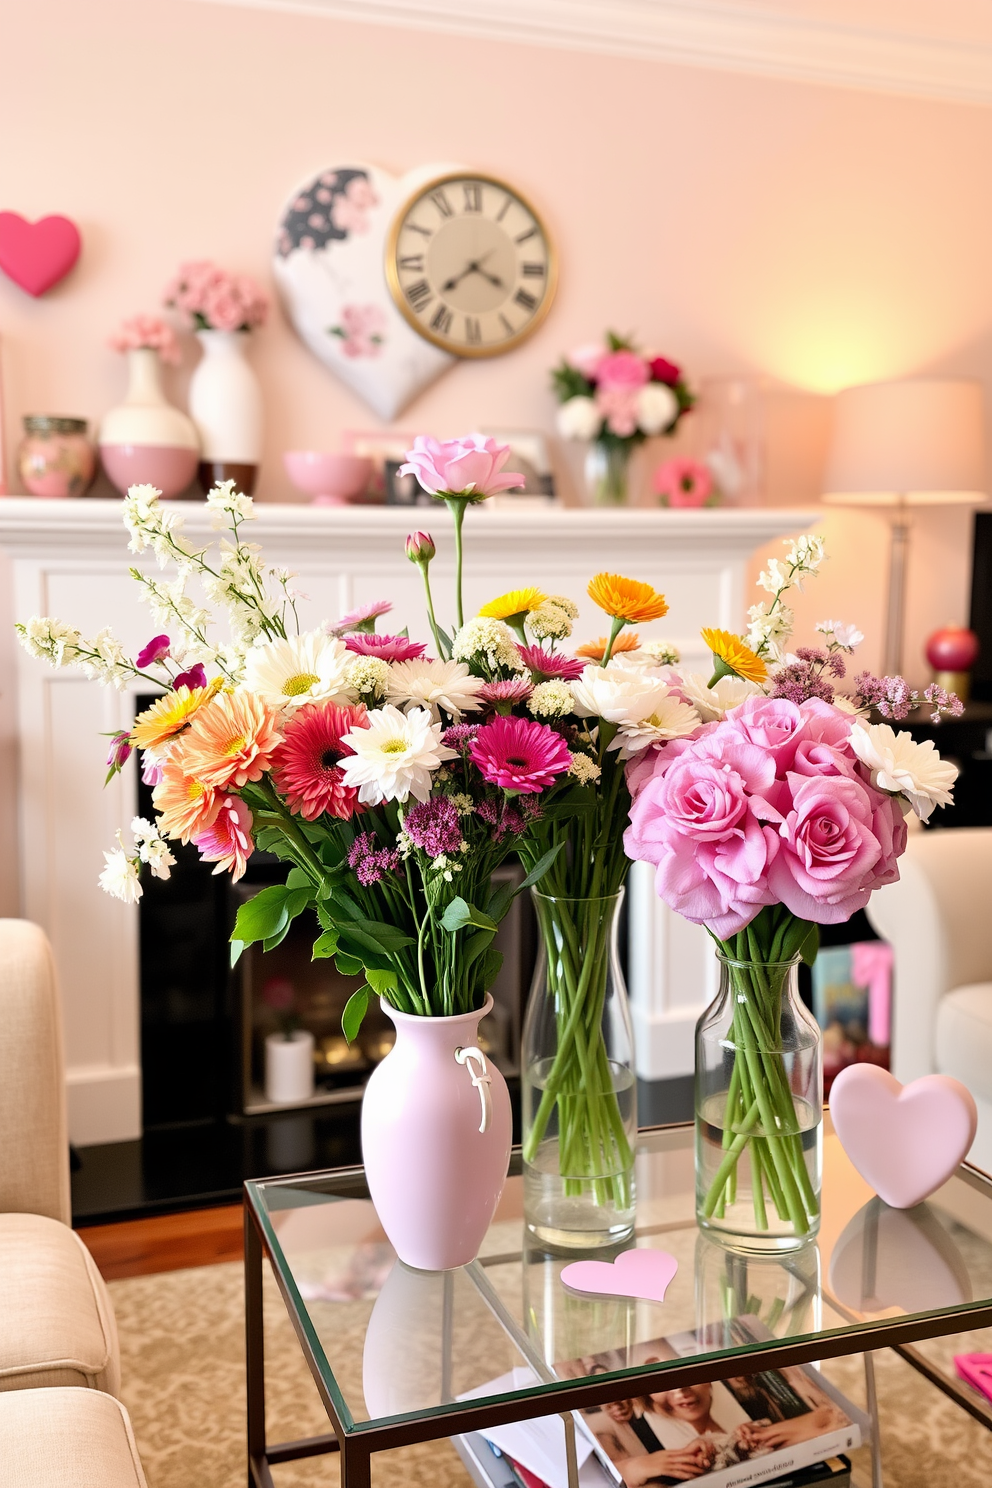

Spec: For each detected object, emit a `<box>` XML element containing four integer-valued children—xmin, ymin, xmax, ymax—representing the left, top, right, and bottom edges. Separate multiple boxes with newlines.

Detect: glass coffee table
<box><xmin>244</xmin><ymin>1120</ymin><xmax>992</xmax><ymax>1488</ymax></box>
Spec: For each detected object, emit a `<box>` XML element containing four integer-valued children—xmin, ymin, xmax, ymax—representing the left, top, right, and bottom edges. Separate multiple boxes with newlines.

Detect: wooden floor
<box><xmin>77</xmin><ymin>1204</ymin><xmax>244</xmax><ymax>1280</ymax></box>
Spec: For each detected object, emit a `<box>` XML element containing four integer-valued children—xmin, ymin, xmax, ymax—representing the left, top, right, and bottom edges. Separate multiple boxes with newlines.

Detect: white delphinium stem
<box><xmin>746</xmin><ymin>533</ymin><xmax>825</xmax><ymax>661</ymax></box>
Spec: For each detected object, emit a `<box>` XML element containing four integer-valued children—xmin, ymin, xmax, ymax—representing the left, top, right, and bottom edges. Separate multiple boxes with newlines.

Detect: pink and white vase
<box><xmin>361</xmin><ymin>995</ymin><xmax>512</xmax><ymax>1270</ymax></box>
<box><xmin>99</xmin><ymin>347</ymin><xmax>199</xmax><ymax>499</ymax></box>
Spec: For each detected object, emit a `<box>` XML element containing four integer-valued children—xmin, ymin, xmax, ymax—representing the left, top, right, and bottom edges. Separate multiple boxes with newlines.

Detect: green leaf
<box><xmin>346</xmin><ymin>918</ymin><xmax>416</xmax><ymax>953</ymax></box>
<box><xmin>478</xmin><ymin>947</ymin><xmax>504</xmax><ymax>993</ymax></box>
<box><xmin>799</xmin><ymin>924</ymin><xmax>820</xmax><ymax>967</ymax></box>
<box><xmin>263</xmin><ymin>923</ymin><xmax>292</xmax><ymax>952</ymax></box>
<box><xmin>335</xmin><ymin>952</ymin><xmax>364</xmax><ymax>978</ymax></box>
<box><xmin>365</xmin><ymin>967</ymin><xmax>398</xmax><ymax>998</ymax></box>
<box><xmin>485</xmin><ymin>879</ymin><xmax>516</xmax><ymax>925</ymax></box>
<box><xmin>285</xmin><ymin>867</ymin><xmax>311</xmax><ymax>891</ymax></box>
<box><xmin>518</xmin><ymin>842</ymin><xmax>565</xmax><ymax>893</ymax></box>
<box><xmin>440</xmin><ymin>897</ymin><xmax>497</xmax><ymax>934</ymax></box>
<box><xmin>435</xmin><ymin>625</ymin><xmax>453</xmax><ymax>658</ymax></box>
<box><xmin>230</xmin><ymin>938</ymin><xmax>246</xmax><ymax>968</ymax></box>
<box><xmin>462</xmin><ymin>926</ymin><xmax>495</xmax><ymax>974</ymax></box>
<box><xmin>311</xmin><ymin>929</ymin><xmax>339</xmax><ymax>960</ymax></box>
<box><xmin>231</xmin><ymin>884</ymin><xmax>292</xmax><ymax>948</ymax></box>
<box><xmin>542</xmin><ymin>789</ymin><xmax>596</xmax><ymax>821</ymax></box>
<box><xmin>342</xmin><ymin>985</ymin><xmax>370</xmax><ymax>1044</ymax></box>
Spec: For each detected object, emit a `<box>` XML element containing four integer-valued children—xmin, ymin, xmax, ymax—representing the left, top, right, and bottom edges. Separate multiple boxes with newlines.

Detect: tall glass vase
<box><xmin>696</xmin><ymin>954</ymin><xmax>822</xmax><ymax>1251</ymax></box>
<box><xmin>521</xmin><ymin>890</ymin><xmax>636</xmax><ymax>1249</ymax></box>
<box><xmin>584</xmin><ymin>441</ymin><xmax>633</xmax><ymax>506</ymax></box>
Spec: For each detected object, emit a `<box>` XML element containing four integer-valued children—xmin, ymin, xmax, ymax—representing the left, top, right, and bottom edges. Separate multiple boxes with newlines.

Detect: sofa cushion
<box><xmin>935</xmin><ymin>982</ymin><xmax>992</xmax><ymax>1105</ymax></box>
<box><xmin>0</xmin><ymin>1213</ymin><xmax>120</xmax><ymax>1394</ymax></box>
<box><xmin>0</xmin><ymin>1387</ymin><xmax>146</xmax><ymax>1487</ymax></box>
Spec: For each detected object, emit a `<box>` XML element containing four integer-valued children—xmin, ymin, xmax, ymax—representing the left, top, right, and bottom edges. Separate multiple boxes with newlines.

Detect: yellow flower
<box><xmin>576</xmin><ymin>632</ymin><xmax>640</xmax><ymax>661</ymax></box>
<box><xmin>587</xmin><ymin>573</ymin><xmax>668</xmax><ymax>625</ymax></box>
<box><xmin>478</xmin><ymin>587</ymin><xmax>547</xmax><ymax>622</ymax></box>
<box><xmin>700</xmin><ymin>628</ymin><xmax>768</xmax><ymax>685</ymax></box>
<box><xmin>130</xmin><ymin>679</ymin><xmax>222</xmax><ymax>754</ymax></box>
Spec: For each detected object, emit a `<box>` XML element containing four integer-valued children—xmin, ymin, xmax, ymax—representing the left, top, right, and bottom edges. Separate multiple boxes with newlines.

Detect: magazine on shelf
<box><xmin>558</xmin><ymin>1316</ymin><xmax>866</xmax><ymax>1488</ymax></box>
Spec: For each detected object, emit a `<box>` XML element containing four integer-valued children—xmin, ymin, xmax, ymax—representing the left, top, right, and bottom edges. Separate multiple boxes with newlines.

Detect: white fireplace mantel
<box><xmin>0</xmin><ymin>498</ymin><xmax>818</xmax><ymax>1144</ymax></box>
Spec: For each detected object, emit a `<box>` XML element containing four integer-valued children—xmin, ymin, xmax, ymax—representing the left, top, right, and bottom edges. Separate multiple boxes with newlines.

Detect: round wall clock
<box><xmin>385</xmin><ymin>173</ymin><xmax>557</xmax><ymax>357</ymax></box>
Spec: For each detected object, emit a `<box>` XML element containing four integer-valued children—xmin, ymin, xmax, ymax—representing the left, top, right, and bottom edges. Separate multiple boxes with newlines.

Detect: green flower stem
<box><xmin>416</xmin><ymin>560</ymin><xmax>447</xmax><ymax>661</ymax></box>
<box><xmin>445</xmin><ymin>497</ymin><xmax>468</xmax><ymax>629</ymax></box>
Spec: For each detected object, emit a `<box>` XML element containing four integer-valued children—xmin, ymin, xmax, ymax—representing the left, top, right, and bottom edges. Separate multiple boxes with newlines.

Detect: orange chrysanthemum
<box><xmin>130</xmin><ymin>679</ymin><xmax>222</xmax><ymax>754</ymax></box>
<box><xmin>576</xmin><ymin>632</ymin><xmax>641</xmax><ymax>661</ymax></box>
<box><xmin>179</xmin><ymin>690</ymin><xmax>283</xmax><ymax>790</ymax></box>
<box><xmin>478</xmin><ymin>587</ymin><xmax>547</xmax><ymax>621</ymax></box>
<box><xmin>587</xmin><ymin>573</ymin><xmax>668</xmax><ymax>625</ymax></box>
<box><xmin>700</xmin><ymin>628</ymin><xmax>768</xmax><ymax>685</ymax></box>
<box><xmin>153</xmin><ymin>750</ymin><xmax>221</xmax><ymax>843</ymax></box>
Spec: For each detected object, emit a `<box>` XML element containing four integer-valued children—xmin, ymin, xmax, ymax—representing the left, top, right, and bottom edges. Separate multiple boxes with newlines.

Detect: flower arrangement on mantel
<box><xmin>108</xmin><ymin>314</ymin><xmax>181</xmax><ymax>365</ymax></box>
<box><xmin>164</xmin><ymin>260</ymin><xmax>269</xmax><ymax>334</ymax></box>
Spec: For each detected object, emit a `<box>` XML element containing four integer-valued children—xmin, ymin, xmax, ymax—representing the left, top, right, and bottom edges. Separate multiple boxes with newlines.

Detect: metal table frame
<box><xmin>245</xmin><ymin>1125</ymin><xmax>992</xmax><ymax>1488</ymax></box>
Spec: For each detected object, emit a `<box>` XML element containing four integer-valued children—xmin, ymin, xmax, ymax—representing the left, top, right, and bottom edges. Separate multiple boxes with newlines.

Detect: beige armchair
<box><xmin>0</xmin><ymin>919</ymin><xmax>121</xmax><ymax>1394</ymax></box>
<box><xmin>866</xmin><ymin>827</ymin><xmax>992</xmax><ymax>1174</ymax></box>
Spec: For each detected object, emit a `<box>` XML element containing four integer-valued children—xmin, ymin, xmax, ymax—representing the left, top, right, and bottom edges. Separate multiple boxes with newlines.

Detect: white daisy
<box><xmin>678</xmin><ymin>672</ymin><xmax>764</xmax><ymax>722</ymax></box>
<box><xmin>242</xmin><ymin>630</ymin><xmax>354</xmax><ymax>711</ymax></box>
<box><xmin>613</xmin><ymin>694</ymin><xmax>702</xmax><ymax>756</ymax></box>
<box><xmin>339</xmin><ymin>705</ymin><xmax>457</xmax><ymax>805</ymax></box>
<box><xmin>570</xmin><ymin>662</ymin><xmax>672</xmax><ymax>725</ymax></box>
<box><xmin>849</xmin><ymin>722</ymin><xmax>958</xmax><ymax>821</ymax></box>
<box><xmin>98</xmin><ymin>848</ymin><xmax>142</xmax><ymax>903</ymax></box>
<box><xmin>386</xmin><ymin>658</ymin><xmax>486</xmax><ymax>721</ymax></box>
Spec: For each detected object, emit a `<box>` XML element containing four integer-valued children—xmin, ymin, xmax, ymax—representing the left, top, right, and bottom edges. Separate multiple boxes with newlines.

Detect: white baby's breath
<box><xmin>528</xmin><ymin>680</ymin><xmax>575</xmax><ymax>720</ymax></box>
<box><xmin>452</xmin><ymin>617</ymin><xmax>526</xmax><ymax>672</ymax></box>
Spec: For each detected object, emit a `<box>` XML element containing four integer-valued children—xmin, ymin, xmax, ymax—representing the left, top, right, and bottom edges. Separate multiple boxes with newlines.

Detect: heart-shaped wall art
<box><xmin>273</xmin><ymin>162</ymin><xmax>458</xmax><ymax>421</ymax></box>
<box><xmin>0</xmin><ymin>212</ymin><xmax>81</xmax><ymax>296</ymax></box>
<box><xmin>560</xmin><ymin>1248</ymin><xmax>679</xmax><ymax>1305</ymax></box>
<box><xmin>830</xmin><ymin>1064</ymin><xmax>978</xmax><ymax>1209</ymax></box>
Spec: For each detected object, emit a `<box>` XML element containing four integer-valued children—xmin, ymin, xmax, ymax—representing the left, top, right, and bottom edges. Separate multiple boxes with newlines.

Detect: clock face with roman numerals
<box><xmin>385</xmin><ymin>173</ymin><xmax>556</xmax><ymax>357</ymax></box>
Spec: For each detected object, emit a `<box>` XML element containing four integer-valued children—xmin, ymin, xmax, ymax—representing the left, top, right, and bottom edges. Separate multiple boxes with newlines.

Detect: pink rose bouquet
<box><xmin>164</xmin><ymin>260</ymin><xmax>269</xmax><ymax>333</ymax></box>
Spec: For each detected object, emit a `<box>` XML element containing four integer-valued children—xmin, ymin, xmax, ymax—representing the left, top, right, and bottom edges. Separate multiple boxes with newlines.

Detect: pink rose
<box><xmin>398</xmin><ymin>435</ymin><xmax>523</xmax><ymax>499</ymax></box>
<box><xmin>596</xmin><ymin>350</ymin><xmax>650</xmax><ymax>391</ymax></box>
<box><xmin>768</xmin><ymin>773</ymin><xmax>883</xmax><ymax>922</ymax></box>
<box><xmin>595</xmin><ymin>386</ymin><xmax>640</xmax><ymax>438</ymax></box>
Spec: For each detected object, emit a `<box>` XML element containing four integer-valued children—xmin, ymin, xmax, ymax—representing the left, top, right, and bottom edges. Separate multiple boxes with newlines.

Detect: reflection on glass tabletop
<box><xmin>246</xmin><ymin>1121</ymin><xmax>992</xmax><ymax>1434</ymax></box>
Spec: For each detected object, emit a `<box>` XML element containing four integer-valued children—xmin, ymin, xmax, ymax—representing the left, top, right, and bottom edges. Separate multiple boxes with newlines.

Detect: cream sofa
<box><xmin>867</xmin><ymin>827</ymin><xmax>992</xmax><ymax>1174</ymax></box>
<box><xmin>0</xmin><ymin>918</ymin><xmax>146</xmax><ymax>1485</ymax></box>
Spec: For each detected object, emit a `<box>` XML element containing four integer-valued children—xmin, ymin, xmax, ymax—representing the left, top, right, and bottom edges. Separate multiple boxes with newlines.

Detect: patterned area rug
<box><xmin>108</xmin><ymin>1262</ymin><xmax>992</xmax><ymax>1488</ymax></box>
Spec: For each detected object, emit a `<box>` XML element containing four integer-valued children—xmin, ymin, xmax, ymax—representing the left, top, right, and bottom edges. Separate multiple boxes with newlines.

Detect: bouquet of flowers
<box><xmin>552</xmin><ymin>332</ymin><xmax>694</xmax><ymax>505</ymax></box>
<box><xmin>164</xmin><ymin>260</ymin><xmax>269</xmax><ymax>334</ymax></box>
<box><xmin>108</xmin><ymin>314</ymin><xmax>181</xmax><ymax>365</ymax></box>
<box><xmin>624</xmin><ymin>535</ymin><xmax>961</xmax><ymax>1240</ymax></box>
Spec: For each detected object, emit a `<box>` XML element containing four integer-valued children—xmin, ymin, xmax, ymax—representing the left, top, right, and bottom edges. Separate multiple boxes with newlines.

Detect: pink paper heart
<box><xmin>830</xmin><ymin>1064</ymin><xmax>978</xmax><ymax>1209</ymax></box>
<box><xmin>0</xmin><ymin>212</ymin><xmax>81</xmax><ymax>297</ymax></box>
<box><xmin>560</xmin><ymin>1248</ymin><xmax>678</xmax><ymax>1304</ymax></box>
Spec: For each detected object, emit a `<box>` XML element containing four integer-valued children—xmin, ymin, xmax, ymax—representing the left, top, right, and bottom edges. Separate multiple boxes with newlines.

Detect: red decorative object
<box><xmin>925</xmin><ymin>624</ymin><xmax>979</xmax><ymax>674</ymax></box>
<box><xmin>0</xmin><ymin>212</ymin><xmax>81</xmax><ymax>297</ymax></box>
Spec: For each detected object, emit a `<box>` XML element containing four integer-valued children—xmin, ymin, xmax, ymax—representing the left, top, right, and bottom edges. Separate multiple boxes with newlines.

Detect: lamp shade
<box><xmin>824</xmin><ymin>379</ymin><xmax>986</xmax><ymax>506</ymax></box>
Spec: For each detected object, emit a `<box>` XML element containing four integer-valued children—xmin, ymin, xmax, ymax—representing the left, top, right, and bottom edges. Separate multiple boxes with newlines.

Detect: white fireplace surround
<box><xmin>0</xmin><ymin>498</ymin><xmax>816</xmax><ymax>1145</ymax></box>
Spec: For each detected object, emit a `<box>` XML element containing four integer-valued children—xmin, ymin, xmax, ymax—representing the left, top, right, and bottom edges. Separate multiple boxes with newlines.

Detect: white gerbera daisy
<box><xmin>678</xmin><ymin>672</ymin><xmax>764</xmax><ymax>722</ymax></box>
<box><xmin>570</xmin><ymin>662</ymin><xmax>671</xmax><ymax>725</ymax></box>
<box><xmin>386</xmin><ymin>658</ymin><xmax>486</xmax><ymax>721</ymax></box>
<box><xmin>849</xmin><ymin>722</ymin><xmax>957</xmax><ymax>821</ymax></box>
<box><xmin>242</xmin><ymin>630</ymin><xmax>354</xmax><ymax>710</ymax></box>
<box><xmin>339</xmin><ymin>705</ymin><xmax>457</xmax><ymax>805</ymax></box>
<box><xmin>98</xmin><ymin>848</ymin><xmax>142</xmax><ymax>903</ymax></box>
<box><xmin>613</xmin><ymin>694</ymin><xmax>702</xmax><ymax>756</ymax></box>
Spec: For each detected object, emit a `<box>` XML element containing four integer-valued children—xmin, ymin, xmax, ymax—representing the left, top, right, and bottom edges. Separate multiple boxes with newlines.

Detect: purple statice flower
<box><xmin>475</xmin><ymin>795</ymin><xmax>541</xmax><ymax>841</ymax></box>
<box><xmin>442</xmin><ymin>723</ymin><xmax>481</xmax><ymax>750</ymax></box>
<box><xmin>403</xmin><ymin>797</ymin><xmax>463</xmax><ymax>857</ymax></box>
<box><xmin>923</xmin><ymin>682</ymin><xmax>964</xmax><ymax>724</ymax></box>
<box><xmin>852</xmin><ymin>671</ymin><xmax>917</xmax><ymax>720</ymax></box>
<box><xmin>769</xmin><ymin>659</ymin><xmax>835</xmax><ymax>706</ymax></box>
<box><xmin>348</xmin><ymin>832</ymin><xmax>401</xmax><ymax>887</ymax></box>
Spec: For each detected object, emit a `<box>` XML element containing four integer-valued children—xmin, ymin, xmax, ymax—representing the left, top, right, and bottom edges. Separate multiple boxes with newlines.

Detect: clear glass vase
<box><xmin>522</xmin><ymin>890</ymin><xmax>637</xmax><ymax>1249</ymax></box>
<box><xmin>695</xmin><ymin>954</ymin><xmax>822</xmax><ymax>1251</ymax></box>
<box><xmin>584</xmin><ymin>441</ymin><xmax>632</xmax><ymax>506</ymax></box>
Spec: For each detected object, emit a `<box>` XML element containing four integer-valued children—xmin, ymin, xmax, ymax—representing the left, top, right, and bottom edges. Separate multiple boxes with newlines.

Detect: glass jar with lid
<box><xmin>17</xmin><ymin>416</ymin><xmax>97</xmax><ymax>498</ymax></box>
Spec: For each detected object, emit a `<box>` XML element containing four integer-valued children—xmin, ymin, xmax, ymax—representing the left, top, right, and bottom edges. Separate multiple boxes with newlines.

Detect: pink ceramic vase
<box><xmin>361</xmin><ymin>995</ymin><xmax>512</xmax><ymax>1270</ymax></box>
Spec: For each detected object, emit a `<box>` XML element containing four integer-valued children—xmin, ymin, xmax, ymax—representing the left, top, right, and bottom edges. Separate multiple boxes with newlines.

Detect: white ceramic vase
<box><xmin>189</xmin><ymin>329</ymin><xmax>263</xmax><ymax>494</ymax></box>
<box><xmin>99</xmin><ymin>348</ymin><xmax>199</xmax><ymax>499</ymax></box>
<box><xmin>264</xmin><ymin>1029</ymin><xmax>315</xmax><ymax>1104</ymax></box>
<box><xmin>361</xmin><ymin>995</ymin><xmax>512</xmax><ymax>1271</ymax></box>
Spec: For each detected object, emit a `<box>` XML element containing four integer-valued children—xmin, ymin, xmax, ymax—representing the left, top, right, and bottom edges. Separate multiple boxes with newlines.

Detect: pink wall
<box><xmin>1</xmin><ymin>0</ymin><xmax>989</xmax><ymax>665</ymax></box>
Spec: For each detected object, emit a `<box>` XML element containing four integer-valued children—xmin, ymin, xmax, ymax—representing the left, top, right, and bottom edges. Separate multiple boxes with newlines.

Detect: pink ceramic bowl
<box><xmin>283</xmin><ymin>451</ymin><xmax>373</xmax><ymax>506</ymax></box>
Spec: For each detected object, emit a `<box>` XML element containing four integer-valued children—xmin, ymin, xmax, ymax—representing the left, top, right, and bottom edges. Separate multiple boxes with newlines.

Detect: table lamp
<box><xmin>823</xmin><ymin>379</ymin><xmax>987</xmax><ymax>676</ymax></box>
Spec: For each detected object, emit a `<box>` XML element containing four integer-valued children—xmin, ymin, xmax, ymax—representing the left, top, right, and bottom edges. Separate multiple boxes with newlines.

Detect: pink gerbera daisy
<box><xmin>470</xmin><ymin>716</ymin><xmax>572</xmax><ymax>794</ymax></box>
<box><xmin>192</xmin><ymin>795</ymin><xmax>254</xmax><ymax>881</ymax></box>
<box><xmin>517</xmin><ymin>645</ymin><xmax>585</xmax><ymax>682</ymax></box>
<box><xmin>328</xmin><ymin>599</ymin><xmax>393</xmax><ymax>636</ymax></box>
<box><xmin>270</xmin><ymin>701</ymin><xmax>367</xmax><ymax>820</ymax></box>
<box><xmin>345</xmin><ymin>633</ymin><xmax>427</xmax><ymax>663</ymax></box>
<box><xmin>478</xmin><ymin>677</ymin><xmax>534</xmax><ymax>713</ymax></box>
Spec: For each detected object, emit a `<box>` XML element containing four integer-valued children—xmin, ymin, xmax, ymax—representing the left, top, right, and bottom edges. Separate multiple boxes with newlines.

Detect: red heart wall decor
<box><xmin>0</xmin><ymin>212</ymin><xmax>81</xmax><ymax>296</ymax></box>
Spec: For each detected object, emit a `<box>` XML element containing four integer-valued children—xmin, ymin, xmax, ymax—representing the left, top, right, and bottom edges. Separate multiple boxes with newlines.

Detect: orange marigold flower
<box><xmin>179</xmin><ymin>690</ymin><xmax>283</xmax><ymax>790</ymax></box>
<box><xmin>700</xmin><ymin>628</ymin><xmax>768</xmax><ymax>685</ymax></box>
<box><xmin>478</xmin><ymin>587</ymin><xmax>547</xmax><ymax>621</ymax></box>
<box><xmin>130</xmin><ymin>679</ymin><xmax>222</xmax><ymax>754</ymax></box>
<box><xmin>576</xmin><ymin>632</ymin><xmax>641</xmax><ymax>661</ymax></box>
<box><xmin>153</xmin><ymin>749</ymin><xmax>222</xmax><ymax>843</ymax></box>
<box><xmin>587</xmin><ymin>573</ymin><xmax>668</xmax><ymax>625</ymax></box>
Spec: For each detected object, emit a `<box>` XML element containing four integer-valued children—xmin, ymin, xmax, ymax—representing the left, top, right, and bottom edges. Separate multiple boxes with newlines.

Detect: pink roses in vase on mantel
<box><xmin>552</xmin><ymin>332</ymin><xmax>694</xmax><ymax>505</ymax></box>
<box><xmin>624</xmin><ymin>537</ymin><xmax>961</xmax><ymax>1248</ymax></box>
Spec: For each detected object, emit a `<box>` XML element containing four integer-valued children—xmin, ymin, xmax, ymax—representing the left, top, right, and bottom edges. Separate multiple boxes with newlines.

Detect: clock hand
<box><xmin>441</xmin><ymin>252</ymin><xmax>500</xmax><ymax>292</ymax></box>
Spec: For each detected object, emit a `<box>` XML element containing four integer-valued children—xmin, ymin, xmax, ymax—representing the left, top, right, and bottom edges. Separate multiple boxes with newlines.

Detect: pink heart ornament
<box><xmin>830</xmin><ymin>1064</ymin><xmax>978</xmax><ymax>1209</ymax></box>
<box><xmin>0</xmin><ymin>212</ymin><xmax>81</xmax><ymax>296</ymax></box>
<box><xmin>560</xmin><ymin>1248</ymin><xmax>678</xmax><ymax>1304</ymax></box>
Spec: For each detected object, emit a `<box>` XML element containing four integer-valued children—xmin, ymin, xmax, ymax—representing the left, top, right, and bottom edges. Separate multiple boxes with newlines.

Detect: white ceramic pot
<box><xmin>361</xmin><ymin>995</ymin><xmax>512</xmax><ymax>1271</ymax></box>
<box><xmin>99</xmin><ymin>348</ymin><xmax>199</xmax><ymax>498</ymax></box>
<box><xmin>265</xmin><ymin>1029</ymin><xmax>315</xmax><ymax>1104</ymax></box>
<box><xmin>188</xmin><ymin>329</ymin><xmax>263</xmax><ymax>494</ymax></box>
